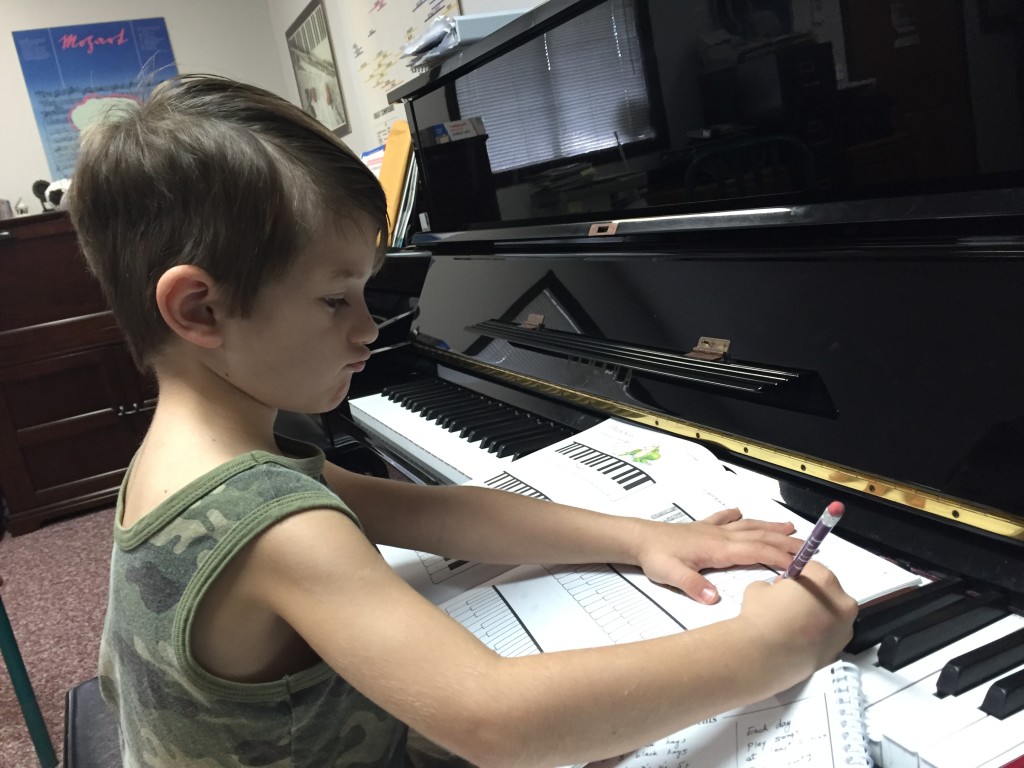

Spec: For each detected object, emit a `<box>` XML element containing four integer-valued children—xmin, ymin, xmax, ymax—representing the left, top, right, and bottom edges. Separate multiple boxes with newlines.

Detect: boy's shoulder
<box><xmin>122</xmin><ymin>435</ymin><xmax>341</xmax><ymax>530</ymax></box>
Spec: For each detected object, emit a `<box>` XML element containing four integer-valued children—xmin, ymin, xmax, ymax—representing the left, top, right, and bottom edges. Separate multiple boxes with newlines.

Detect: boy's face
<box><xmin>216</xmin><ymin>216</ymin><xmax>380</xmax><ymax>415</ymax></box>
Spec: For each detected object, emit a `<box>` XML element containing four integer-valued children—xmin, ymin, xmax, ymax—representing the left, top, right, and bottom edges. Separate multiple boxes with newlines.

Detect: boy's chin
<box><xmin>322</xmin><ymin>386</ymin><xmax>352</xmax><ymax>412</ymax></box>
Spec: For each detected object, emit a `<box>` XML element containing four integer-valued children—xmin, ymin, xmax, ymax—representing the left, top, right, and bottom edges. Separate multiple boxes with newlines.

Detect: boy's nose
<box><xmin>353</xmin><ymin>309</ymin><xmax>379</xmax><ymax>345</ymax></box>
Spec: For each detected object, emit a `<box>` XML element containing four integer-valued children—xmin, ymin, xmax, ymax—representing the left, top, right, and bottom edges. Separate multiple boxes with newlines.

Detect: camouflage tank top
<box><xmin>98</xmin><ymin>436</ymin><xmax>408</xmax><ymax>767</ymax></box>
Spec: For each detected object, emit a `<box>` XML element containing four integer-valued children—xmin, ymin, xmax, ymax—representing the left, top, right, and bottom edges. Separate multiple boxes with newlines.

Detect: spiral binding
<box><xmin>830</xmin><ymin>661</ymin><xmax>874</xmax><ymax>766</ymax></box>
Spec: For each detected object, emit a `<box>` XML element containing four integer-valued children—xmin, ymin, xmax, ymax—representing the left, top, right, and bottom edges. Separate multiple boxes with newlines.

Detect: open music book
<box><xmin>379</xmin><ymin>417</ymin><xmax>910</xmax><ymax>765</ymax></box>
<box><xmin>379</xmin><ymin>417</ymin><xmax>921</xmax><ymax>612</ymax></box>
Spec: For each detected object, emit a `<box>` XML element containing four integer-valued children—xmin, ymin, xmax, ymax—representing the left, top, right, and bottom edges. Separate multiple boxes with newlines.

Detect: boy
<box><xmin>68</xmin><ymin>74</ymin><xmax>857</xmax><ymax>768</ymax></box>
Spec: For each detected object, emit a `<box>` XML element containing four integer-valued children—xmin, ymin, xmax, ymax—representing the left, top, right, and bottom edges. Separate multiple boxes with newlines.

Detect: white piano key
<box><xmin>876</xmin><ymin>655</ymin><xmax>1024</xmax><ymax>768</ymax></box>
<box><xmin>349</xmin><ymin>392</ymin><xmax>514</xmax><ymax>483</ymax></box>
<box><xmin>977</xmin><ymin>746</ymin><xmax>1024</xmax><ymax>768</ymax></box>
<box><xmin>917</xmin><ymin>703</ymin><xmax>1024</xmax><ymax>768</ymax></box>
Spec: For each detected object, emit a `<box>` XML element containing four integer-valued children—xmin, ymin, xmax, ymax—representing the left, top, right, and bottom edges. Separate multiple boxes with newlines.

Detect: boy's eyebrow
<box><xmin>327</xmin><ymin>266</ymin><xmax>360</xmax><ymax>280</ymax></box>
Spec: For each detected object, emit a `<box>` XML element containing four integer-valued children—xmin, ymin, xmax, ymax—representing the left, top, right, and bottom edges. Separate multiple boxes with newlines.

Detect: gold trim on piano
<box><xmin>424</xmin><ymin>349</ymin><xmax>1024</xmax><ymax>542</ymax></box>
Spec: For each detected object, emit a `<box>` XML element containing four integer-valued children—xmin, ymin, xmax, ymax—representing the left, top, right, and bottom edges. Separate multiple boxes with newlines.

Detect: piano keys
<box><xmin>850</xmin><ymin>606</ymin><xmax>1024</xmax><ymax>766</ymax></box>
<box><xmin>348</xmin><ymin>377</ymin><xmax>579</xmax><ymax>484</ymax></box>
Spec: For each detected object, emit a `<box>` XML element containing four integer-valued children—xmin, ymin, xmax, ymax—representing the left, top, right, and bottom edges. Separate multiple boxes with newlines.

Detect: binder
<box><xmin>377</xmin><ymin>120</ymin><xmax>412</xmax><ymax>244</ymax></box>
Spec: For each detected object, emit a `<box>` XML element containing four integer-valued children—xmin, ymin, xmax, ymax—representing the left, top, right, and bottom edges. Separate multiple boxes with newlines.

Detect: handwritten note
<box><xmin>589</xmin><ymin>688</ymin><xmax>844</xmax><ymax>768</ymax></box>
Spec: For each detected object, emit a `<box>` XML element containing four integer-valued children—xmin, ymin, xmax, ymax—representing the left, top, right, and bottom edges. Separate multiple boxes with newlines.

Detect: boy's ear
<box><xmin>155</xmin><ymin>265</ymin><xmax>226</xmax><ymax>349</ymax></box>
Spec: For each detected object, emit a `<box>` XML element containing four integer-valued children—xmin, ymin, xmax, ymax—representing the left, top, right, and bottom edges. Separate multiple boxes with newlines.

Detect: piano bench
<box><xmin>64</xmin><ymin>677</ymin><xmax>122</xmax><ymax>768</ymax></box>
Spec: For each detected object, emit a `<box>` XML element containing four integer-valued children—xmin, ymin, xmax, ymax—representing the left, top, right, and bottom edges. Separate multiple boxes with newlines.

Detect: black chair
<box><xmin>64</xmin><ymin>677</ymin><xmax>122</xmax><ymax>768</ymax></box>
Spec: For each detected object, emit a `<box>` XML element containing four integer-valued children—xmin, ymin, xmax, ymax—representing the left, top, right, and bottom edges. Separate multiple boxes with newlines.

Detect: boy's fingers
<box><xmin>656</xmin><ymin>560</ymin><xmax>720</xmax><ymax>604</ymax></box>
<box><xmin>702</xmin><ymin>507</ymin><xmax>742</xmax><ymax>526</ymax></box>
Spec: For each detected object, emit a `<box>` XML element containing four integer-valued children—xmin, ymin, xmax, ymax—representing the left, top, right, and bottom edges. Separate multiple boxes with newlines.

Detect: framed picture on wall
<box><xmin>286</xmin><ymin>0</ymin><xmax>350</xmax><ymax>137</ymax></box>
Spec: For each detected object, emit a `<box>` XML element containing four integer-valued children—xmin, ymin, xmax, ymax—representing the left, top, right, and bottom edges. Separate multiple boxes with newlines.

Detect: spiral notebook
<box><xmin>438</xmin><ymin>562</ymin><xmax>873</xmax><ymax>768</ymax></box>
<box><xmin>587</xmin><ymin>661</ymin><xmax>873</xmax><ymax>768</ymax></box>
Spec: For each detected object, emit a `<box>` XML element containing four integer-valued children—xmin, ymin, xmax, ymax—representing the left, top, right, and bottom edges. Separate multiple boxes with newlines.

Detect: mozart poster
<box><xmin>13</xmin><ymin>18</ymin><xmax>178</xmax><ymax>179</ymax></box>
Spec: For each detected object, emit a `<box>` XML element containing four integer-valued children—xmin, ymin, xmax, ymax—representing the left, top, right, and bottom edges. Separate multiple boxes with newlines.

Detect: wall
<box><xmin>0</xmin><ymin>0</ymin><xmax>285</xmax><ymax>208</ymax></box>
<box><xmin>0</xmin><ymin>0</ymin><xmax>543</xmax><ymax>209</ymax></box>
<box><xmin>265</xmin><ymin>0</ymin><xmax>544</xmax><ymax>160</ymax></box>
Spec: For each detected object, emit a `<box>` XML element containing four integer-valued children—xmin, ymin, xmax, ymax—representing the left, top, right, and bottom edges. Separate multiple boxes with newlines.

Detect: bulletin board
<box><xmin>346</xmin><ymin>0</ymin><xmax>461</xmax><ymax>149</ymax></box>
<box><xmin>12</xmin><ymin>18</ymin><xmax>177</xmax><ymax>180</ymax></box>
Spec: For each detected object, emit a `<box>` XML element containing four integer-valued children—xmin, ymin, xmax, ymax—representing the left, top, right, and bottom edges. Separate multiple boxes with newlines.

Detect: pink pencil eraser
<box><xmin>826</xmin><ymin>501</ymin><xmax>845</xmax><ymax>517</ymax></box>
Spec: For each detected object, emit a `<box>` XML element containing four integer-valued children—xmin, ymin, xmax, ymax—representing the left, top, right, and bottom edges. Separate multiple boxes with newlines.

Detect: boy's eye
<box><xmin>323</xmin><ymin>297</ymin><xmax>347</xmax><ymax>310</ymax></box>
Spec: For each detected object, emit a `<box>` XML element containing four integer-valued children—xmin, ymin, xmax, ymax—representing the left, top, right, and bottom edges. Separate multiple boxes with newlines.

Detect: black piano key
<box><xmin>404</xmin><ymin>391</ymin><xmax>461</xmax><ymax>413</ymax></box>
<box><xmin>406</xmin><ymin>395</ymin><xmax>457</xmax><ymax>415</ymax></box>
<box><xmin>487</xmin><ymin>425</ymin><xmax>553</xmax><ymax>455</ymax></box>
<box><xmin>390</xmin><ymin>388</ymin><xmax>450</xmax><ymax>408</ymax></box>
<box><xmin>439</xmin><ymin>403</ymin><xmax>497</xmax><ymax>429</ymax></box>
<box><xmin>431</xmin><ymin>399</ymin><xmax>490</xmax><ymax>425</ymax></box>
<box><xmin>845</xmin><ymin>577</ymin><xmax>965</xmax><ymax>654</ymax></box>
<box><xmin>497</xmin><ymin>431</ymin><xmax>569</xmax><ymax>459</ymax></box>
<box><xmin>461</xmin><ymin>413</ymin><xmax>519</xmax><ymax>441</ymax></box>
<box><xmin>980</xmin><ymin>667</ymin><xmax>1024</xmax><ymax>719</ymax></box>
<box><xmin>421</xmin><ymin>393</ymin><xmax>476</xmax><ymax>420</ymax></box>
<box><xmin>383</xmin><ymin>380</ymin><xmax>442</xmax><ymax>399</ymax></box>
<box><xmin>877</xmin><ymin>591</ymin><xmax>1008</xmax><ymax>672</ymax></box>
<box><xmin>936</xmin><ymin>627</ymin><xmax>1024</xmax><ymax>697</ymax></box>
<box><xmin>382</xmin><ymin>378</ymin><xmax>435</xmax><ymax>393</ymax></box>
<box><xmin>480</xmin><ymin>422</ymin><xmax>544</xmax><ymax>451</ymax></box>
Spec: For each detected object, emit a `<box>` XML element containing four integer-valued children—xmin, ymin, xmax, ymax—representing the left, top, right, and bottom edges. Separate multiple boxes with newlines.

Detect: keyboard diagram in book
<box><xmin>554</xmin><ymin>441</ymin><xmax>656</xmax><ymax>498</ymax></box>
<box><xmin>417</xmin><ymin>551</ymin><xmax>480</xmax><ymax>584</ymax></box>
<box><xmin>482</xmin><ymin>472</ymin><xmax>551</xmax><ymax>499</ymax></box>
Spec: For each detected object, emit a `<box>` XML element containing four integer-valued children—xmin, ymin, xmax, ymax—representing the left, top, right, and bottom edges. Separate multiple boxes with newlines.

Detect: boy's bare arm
<box><xmin>247</xmin><ymin>508</ymin><xmax>856</xmax><ymax>768</ymax></box>
<box><xmin>322</xmin><ymin>462</ymin><xmax>802</xmax><ymax>603</ymax></box>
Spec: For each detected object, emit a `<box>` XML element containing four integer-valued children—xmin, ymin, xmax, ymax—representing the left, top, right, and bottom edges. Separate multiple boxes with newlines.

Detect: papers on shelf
<box><xmin>402</xmin><ymin>11</ymin><xmax>527</xmax><ymax>69</ymax></box>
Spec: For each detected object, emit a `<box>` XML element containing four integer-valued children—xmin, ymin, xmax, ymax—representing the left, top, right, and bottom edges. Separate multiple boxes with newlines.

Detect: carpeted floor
<box><xmin>1</xmin><ymin>506</ymin><xmax>115</xmax><ymax>768</ymax></box>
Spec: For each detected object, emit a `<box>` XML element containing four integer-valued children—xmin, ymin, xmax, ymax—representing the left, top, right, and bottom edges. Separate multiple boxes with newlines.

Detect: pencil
<box><xmin>782</xmin><ymin>501</ymin><xmax>845</xmax><ymax>579</ymax></box>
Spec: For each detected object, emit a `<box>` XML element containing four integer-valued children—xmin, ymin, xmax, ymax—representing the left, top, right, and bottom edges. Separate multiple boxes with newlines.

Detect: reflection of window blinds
<box><xmin>455</xmin><ymin>0</ymin><xmax>654</xmax><ymax>173</ymax></box>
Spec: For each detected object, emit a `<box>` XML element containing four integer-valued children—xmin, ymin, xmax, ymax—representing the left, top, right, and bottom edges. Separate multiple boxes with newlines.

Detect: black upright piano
<box><xmin>330</xmin><ymin>2</ymin><xmax>1024</xmax><ymax>765</ymax></box>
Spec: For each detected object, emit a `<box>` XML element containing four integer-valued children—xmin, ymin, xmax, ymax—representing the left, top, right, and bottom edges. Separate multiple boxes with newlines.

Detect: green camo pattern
<box><xmin>98</xmin><ymin>436</ymin><xmax>407</xmax><ymax>767</ymax></box>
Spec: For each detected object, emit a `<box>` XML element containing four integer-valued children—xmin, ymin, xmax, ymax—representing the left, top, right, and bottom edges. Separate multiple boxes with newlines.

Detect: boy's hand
<box><xmin>738</xmin><ymin>561</ymin><xmax>858</xmax><ymax>684</ymax></box>
<box><xmin>631</xmin><ymin>507</ymin><xmax>803</xmax><ymax>604</ymax></box>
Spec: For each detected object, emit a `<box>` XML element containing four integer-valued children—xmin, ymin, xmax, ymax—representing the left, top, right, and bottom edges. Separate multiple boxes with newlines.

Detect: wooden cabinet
<box><xmin>0</xmin><ymin>212</ymin><xmax>154</xmax><ymax>535</ymax></box>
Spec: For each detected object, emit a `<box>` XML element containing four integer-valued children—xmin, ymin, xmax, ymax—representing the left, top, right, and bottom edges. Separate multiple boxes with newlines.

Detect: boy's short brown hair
<box><xmin>68</xmin><ymin>74</ymin><xmax>388</xmax><ymax>369</ymax></box>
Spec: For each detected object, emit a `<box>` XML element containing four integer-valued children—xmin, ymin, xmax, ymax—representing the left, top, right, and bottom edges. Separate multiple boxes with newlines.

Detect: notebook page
<box><xmin>587</xmin><ymin>665</ymin><xmax>869</xmax><ymax>768</ymax></box>
<box><xmin>438</xmin><ymin>565</ymin><xmax>871</xmax><ymax>768</ymax></box>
